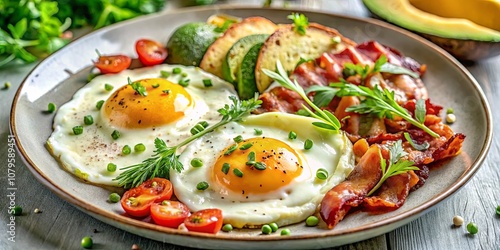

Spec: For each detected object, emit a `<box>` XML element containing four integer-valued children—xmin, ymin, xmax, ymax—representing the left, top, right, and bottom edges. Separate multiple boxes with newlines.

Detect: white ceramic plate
<box><xmin>10</xmin><ymin>6</ymin><xmax>492</xmax><ymax>249</ymax></box>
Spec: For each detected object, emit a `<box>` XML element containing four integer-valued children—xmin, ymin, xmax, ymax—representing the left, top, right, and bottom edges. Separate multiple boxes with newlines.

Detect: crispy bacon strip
<box><xmin>362</xmin><ymin>171</ymin><xmax>419</xmax><ymax>213</ymax></box>
<box><xmin>320</xmin><ymin>145</ymin><xmax>384</xmax><ymax>228</ymax></box>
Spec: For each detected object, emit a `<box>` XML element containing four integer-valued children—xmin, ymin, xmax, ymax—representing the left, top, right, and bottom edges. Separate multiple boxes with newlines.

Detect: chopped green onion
<box><xmin>467</xmin><ymin>222</ymin><xmax>478</xmax><ymax>234</ymax></box>
<box><xmin>152</xmin><ymin>83</ymin><xmax>160</xmax><ymax>88</ymax></box>
<box><xmin>316</xmin><ymin>168</ymin><xmax>328</xmax><ymax>180</ymax></box>
<box><xmin>134</xmin><ymin>143</ymin><xmax>146</xmax><ymax>152</ymax></box>
<box><xmin>304</xmin><ymin>139</ymin><xmax>313</xmax><ymax>150</ymax></box>
<box><xmin>196</xmin><ymin>181</ymin><xmax>209</xmax><ymax>190</ymax></box>
<box><xmin>47</xmin><ymin>103</ymin><xmax>56</xmax><ymax>113</ymax></box>
<box><xmin>222</xmin><ymin>224</ymin><xmax>233</xmax><ymax>232</ymax></box>
<box><xmin>111</xmin><ymin>130</ymin><xmax>120</xmax><ymax>140</ymax></box>
<box><xmin>181</xmin><ymin>72</ymin><xmax>188</xmax><ymax>78</ymax></box>
<box><xmin>104</xmin><ymin>83</ymin><xmax>114</xmax><ymax>91</ymax></box>
<box><xmin>172</xmin><ymin>67</ymin><xmax>182</xmax><ymax>74</ymax></box>
<box><xmin>332</xmin><ymin>36</ymin><xmax>341</xmax><ymax>44</ymax></box>
<box><xmin>162</xmin><ymin>89</ymin><xmax>171</xmax><ymax>94</ymax></box>
<box><xmin>109</xmin><ymin>193</ymin><xmax>120</xmax><ymax>203</ymax></box>
<box><xmin>288</xmin><ymin>131</ymin><xmax>297</xmax><ymax>140</ymax></box>
<box><xmin>233</xmin><ymin>135</ymin><xmax>243</xmax><ymax>143</ymax></box>
<box><xmin>446</xmin><ymin>108</ymin><xmax>454</xmax><ymax>114</ymax></box>
<box><xmin>122</xmin><ymin>145</ymin><xmax>131</xmax><ymax>155</ymax></box>
<box><xmin>11</xmin><ymin>205</ymin><xmax>22</xmax><ymax>216</ymax></box>
<box><xmin>224</xmin><ymin>144</ymin><xmax>238</xmax><ymax>155</ymax></box>
<box><xmin>72</xmin><ymin>126</ymin><xmax>83</xmax><ymax>135</ymax></box>
<box><xmin>81</xmin><ymin>236</ymin><xmax>93</xmax><ymax>249</ymax></box>
<box><xmin>222</xmin><ymin>163</ymin><xmax>230</xmax><ymax>174</ymax></box>
<box><xmin>191</xmin><ymin>158</ymin><xmax>203</xmax><ymax>168</ymax></box>
<box><xmin>280</xmin><ymin>228</ymin><xmax>291</xmax><ymax>236</ymax></box>
<box><xmin>107</xmin><ymin>163</ymin><xmax>117</xmax><ymax>172</ymax></box>
<box><xmin>239</xmin><ymin>143</ymin><xmax>253</xmax><ymax>150</ymax></box>
<box><xmin>261</xmin><ymin>224</ymin><xmax>272</xmax><ymax>234</ymax></box>
<box><xmin>254</xmin><ymin>162</ymin><xmax>267</xmax><ymax>170</ymax></box>
<box><xmin>160</xmin><ymin>70</ymin><xmax>171</xmax><ymax>78</ymax></box>
<box><xmin>246</xmin><ymin>151</ymin><xmax>256</xmax><ymax>165</ymax></box>
<box><xmin>233</xmin><ymin>168</ymin><xmax>243</xmax><ymax>177</ymax></box>
<box><xmin>83</xmin><ymin>115</ymin><xmax>94</xmax><ymax>125</ymax></box>
<box><xmin>178</xmin><ymin>78</ymin><xmax>190</xmax><ymax>87</ymax></box>
<box><xmin>306</xmin><ymin>216</ymin><xmax>319</xmax><ymax>226</ymax></box>
<box><xmin>254</xmin><ymin>128</ymin><xmax>263</xmax><ymax>135</ymax></box>
<box><xmin>269</xmin><ymin>222</ymin><xmax>278</xmax><ymax>232</ymax></box>
<box><xmin>203</xmin><ymin>79</ymin><xmax>213</xmax><ymax>87</ymax></box>
<box><xmin>496</xmin><ymin>205</ymin><xmax>500</xmax><ymax>215</ymax></box>
<box><xmin>96</xmin><ymin>100</ymin><xmax>105</xmax><ymax>110</ymax></box>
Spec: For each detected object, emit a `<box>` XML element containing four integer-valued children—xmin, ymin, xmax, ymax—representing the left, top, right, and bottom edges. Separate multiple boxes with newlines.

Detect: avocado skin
<box><xmin>166</xmin><ymin>22</ymin><xmax>221</xmax><ymax>66</ymax></box>
<box><xmin>237</xmin><ymin>43</ymin><xmax>262</xmax><ymax>100</ymax></box>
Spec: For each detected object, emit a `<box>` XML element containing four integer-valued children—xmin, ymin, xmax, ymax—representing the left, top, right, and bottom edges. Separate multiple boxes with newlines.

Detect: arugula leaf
<box><xmin>306</xmin><ymin>85</ymin><xmax>338</xmax><ymax>107</ymax></box>
<box><xmin>367</xmin><ymin>140</ymin><xmax>419</xmax><ymax>196</ymax></box>
<box><xmin>415</xmin><ymin>98</ymin><xmax>426</xmax><ymax>124</ymax></box>
<box><xmin>379</xmin><ymin>63</ymin><xmax>420</xmax><ymax>78</ymax></box>
<box><xmin>403</xmin><ymin>132</ymin><xmax>430</xmax><ymax>151</ymax></box>
<box><xmin>287</xmin><ymin>13</ymin><xmax>308</xmax><ymax>35</ymax></box>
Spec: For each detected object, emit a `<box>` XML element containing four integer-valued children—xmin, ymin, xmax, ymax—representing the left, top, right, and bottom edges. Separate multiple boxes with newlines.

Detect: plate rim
<box><xmin>9</xmin><ymin>4</ymin><xmax>493</xmax><ymax>248</ymax></box>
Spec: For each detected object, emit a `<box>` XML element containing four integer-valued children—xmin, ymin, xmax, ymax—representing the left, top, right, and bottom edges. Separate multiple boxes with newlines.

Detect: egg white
<box><xmin>47</xmin><ymin>64</ymin><xmax>237</xmax><ymax>186</ymax></box>
<box><xmin>170</xmin><ymin>112</ymin><xmax>355</xmax><ymax>228</ymax></box>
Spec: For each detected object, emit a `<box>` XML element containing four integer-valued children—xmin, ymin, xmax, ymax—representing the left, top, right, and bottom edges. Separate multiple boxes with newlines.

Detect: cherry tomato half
<box><xmin>184</xmin><ymin>208</ymin><xmax>223</xmax><ymax>234</ymax></box>
<box><xmin>150</xmin><ymin>201</ymin><xmax>190</xmax><ymax>228</ymax></box>
<box><xmin>135</xmin><ymin>39</ymin><xmax>168</xmax><ymax>66</ymax></box>
<box><xmin>94</xmin><ymin>54</ymin><xmax>131</xmax><ymax>74</ymax></box>
<box><xmin>120</xmin><ymin>178</ymin><xmax>173</xmax><ymax>217</ymax></box>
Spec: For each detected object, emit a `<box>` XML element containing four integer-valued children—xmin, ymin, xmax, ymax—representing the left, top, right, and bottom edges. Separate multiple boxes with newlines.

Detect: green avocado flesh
<box><xmin>166</xmin><ymin>22</ymin><xmax>221</xmax><ymax>66</ymax></box>
<box><xmin>363</xmin><ymin>0</ymin><xmax>500</xmax><ymax>42</ymax></box>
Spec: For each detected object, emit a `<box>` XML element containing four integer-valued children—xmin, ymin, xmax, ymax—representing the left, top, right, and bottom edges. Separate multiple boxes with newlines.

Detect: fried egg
<box><xmin>47</xmin><ymin>64</ymin><xmax>237</xmax><ymax>186</ymax></box>
<box><xmin>170</xmin><ymin>112</ymin><xmax>355</xmax><ymax>228</ymax></box>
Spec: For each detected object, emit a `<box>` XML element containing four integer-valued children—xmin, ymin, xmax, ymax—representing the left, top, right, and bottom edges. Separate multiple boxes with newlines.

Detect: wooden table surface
<box><xmin>1</xmin><ymin>1</ymin><xmax>499</xmax><ymax>249</ymax></box>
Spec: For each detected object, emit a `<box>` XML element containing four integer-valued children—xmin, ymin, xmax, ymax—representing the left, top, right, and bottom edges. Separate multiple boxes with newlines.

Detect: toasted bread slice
<box><xmin>200</xmin><ymin>17</ymin><xmax>278</xmax><ymax>78</ymax></box>
<box><xmin>255</xmin><ymin>23</ymin><xmax>356</xmax><ymax>92</ymax></box>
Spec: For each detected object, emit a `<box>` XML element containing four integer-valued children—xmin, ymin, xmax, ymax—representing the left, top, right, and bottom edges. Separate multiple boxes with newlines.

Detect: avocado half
<box><xmin>363</xmin><ymin>0</ymin><xmax>500</xmax><ymax>61</ymax></box>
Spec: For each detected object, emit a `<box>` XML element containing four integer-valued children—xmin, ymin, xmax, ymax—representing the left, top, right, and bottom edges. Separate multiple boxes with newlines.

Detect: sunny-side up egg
<box><xmin>170</xmin><ymin>112</ymin><xmax>355</xmax><ymax>228</ymax></box>
<box><xmin>47</xmin><ymin>64</ymin><xmax>237</xmax><ymax>186</ymax></box>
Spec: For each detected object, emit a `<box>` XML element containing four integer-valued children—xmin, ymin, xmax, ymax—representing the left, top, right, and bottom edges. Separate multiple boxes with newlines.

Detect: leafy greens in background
<box><xmin>0</xmin><ymin>0</ymin><xmax>166</xmax><ymax>68</ymax></box>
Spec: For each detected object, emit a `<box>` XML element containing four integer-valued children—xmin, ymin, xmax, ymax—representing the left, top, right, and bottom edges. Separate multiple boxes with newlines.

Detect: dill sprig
<box><xmin>262</xmin><ymin>60</ymin><xmax>341</xmax><ymax>133</ymax></box>
<box><xmin>367</xmin><ymin>140</ymin><xmax>419</xmax><ymax>196</ymax></box>
<box><xmin>114</xmin><ymin>95</ymin><xmax>262</xmax><ymax>188</ymax></box>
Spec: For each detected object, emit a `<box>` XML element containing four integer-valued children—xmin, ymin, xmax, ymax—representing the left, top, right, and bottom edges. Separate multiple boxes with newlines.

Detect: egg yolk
<box><xmin>212</xmin><ymin>137</ymin><xmax>304</xmax><ymax>196</ymax></box>
<box><xmin>103</xmin><ymin>78</ymin><xmax>192</xmax><ymax>129</ymax></box>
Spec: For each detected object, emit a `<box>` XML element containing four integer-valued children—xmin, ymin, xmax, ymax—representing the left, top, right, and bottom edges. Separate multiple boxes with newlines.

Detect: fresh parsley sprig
<box><xmin>367</xmin><ymin>140</ymin><xmax>419</xmax><ymax>196</ymax></box>
<box><xmin>287</xmin><ymin>13</ymin><xmax>309</xmax><ymax>35</ymax></box>
<box><xmin>330</xmin><ymin>81</ymin><xmax>439</xmax><ymax>138</ymax></box>
<box><xmin>114</xmin><ymin>95</ymin><xmax>262</xmax><ymax>188</ymax></box>
<box><xmin>127</xmin><ymin>77</ymin><xmax>147</xmax><ymax>96</ymax></box>
<box><xmin>262</xmin><ymin>60</ymin><xmax>341</xmax><ymax>132</ymax></box>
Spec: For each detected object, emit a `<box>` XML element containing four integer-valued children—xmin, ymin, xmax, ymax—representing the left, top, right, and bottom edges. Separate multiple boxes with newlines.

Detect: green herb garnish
<box><xmin>127</xmin><ymin>77</ymin><xmax>147</xmax><ymax>96</ymax></box>
<box><xmin>287</xmin><ymin>13</ymin><xmax>308</xmax><ymax>35</ymax></box>
<box><xmin>404</xmin><ymin>132</ymin><xmax>430</xmax><ymax>151</ymax></box>
<box><xmin>367</xmin><ymin>140</ymin><xmax>419</xmax><ymax>196</ymax></box>
<box><xmin>329</xmin><ymin>80</ymin><xmax>439</xmax><ymax>138</ymax></box>
<box><xmin>114</xmin><ymin>95</ymin><xmax>261</xmax><ymax>188</ymax></box>
<box><xmin>262</xmin><ymin>60</ymin><xmax>341</xmax><ymax>133</ymax></box>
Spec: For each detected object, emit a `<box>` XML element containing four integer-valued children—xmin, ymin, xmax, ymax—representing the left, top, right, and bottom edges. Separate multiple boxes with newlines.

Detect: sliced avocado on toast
<box><xmin>199</xmin><ymin>16</ymin><xmax>278</xmax><ymax>78</ymax></box>
<box><xmin>236</xmin><ymin>42</ymin><xmax>264</xmax><ymax>100</ymax></box>
<box><xmin>222</xmin><ymin>34</ymin><xmax>269</xmax><ymax>84</ymax></box>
